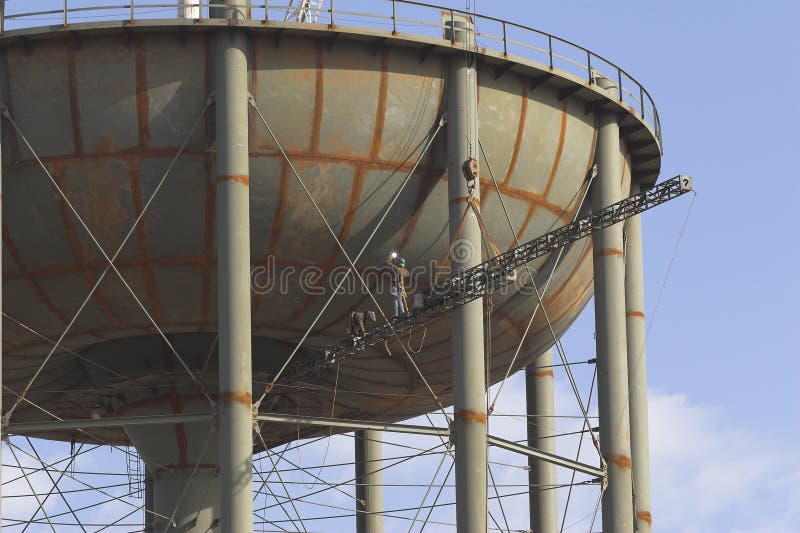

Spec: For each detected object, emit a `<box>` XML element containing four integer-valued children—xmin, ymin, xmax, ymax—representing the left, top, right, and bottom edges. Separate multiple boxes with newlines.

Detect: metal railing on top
<box><xmin>0</xmin><ymin>0</ymin><xmax>661</xmax><ymax>147</ymax></box>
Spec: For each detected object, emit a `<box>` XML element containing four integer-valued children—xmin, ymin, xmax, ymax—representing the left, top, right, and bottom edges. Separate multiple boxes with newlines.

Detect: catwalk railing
<box><xmin>286</xmin><ymin>174</ymin><xmax>693</xmax><ymax>379</ymax></box>
<box><xmin>0</xmin><ymin>0</ymin><xmax>661</xmax><ymax>147</ymax></box>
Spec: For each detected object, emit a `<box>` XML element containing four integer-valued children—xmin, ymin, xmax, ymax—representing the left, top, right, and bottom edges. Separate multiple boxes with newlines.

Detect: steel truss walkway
<box><xmin>285</xmin><ymin>174</ymin><xmax>693</xmax><ymax>379</ymax></box>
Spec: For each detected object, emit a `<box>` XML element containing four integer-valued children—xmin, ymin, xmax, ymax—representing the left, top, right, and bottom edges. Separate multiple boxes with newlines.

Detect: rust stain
<box><xmin>636</xmin><ymin>510</ymin><xmax>653</xmax><ymax>526</ymax></box>
<box><xmin>51</xmin><ymin>164</ymin><xmax>121</xmax><ymax>325</ymax></box>
<box><xmin>310</xmin><ymin>42</ymin><xmax>324</xmax><ymax>153</ymax></box>
<box><xmin>368</xmin><ymin>48</ymin><xmax>389</xmax><ymax>160</ymax></box>
<box><xmin>17</xmin><ymin>147</ymin><xmax>436</xmax><ymax>176</ymax></box>
<box><xmin>449</xmin><ymin>195</ymin><xmax>479</xmax><ymax>206</ymax></box>
<box><xmin>66</xmin><ymin>46</ymin><xmax>83</xmax><ymax>154</ymax></box>
<box><xmin>199</xmin><ymin>157</ymin><xmax>215</xmax><ymax>330</ymax></box>
<box><xmin>502</xmin><ymin>79</ymin><xmax>528</xmax><ymax>187</ymax></box>
<box><xmin>534</xmin><ymin>369</ymin><xmax>554</xmax><ymax>378</ymax></box>
<box><xmin>134</xmin><ymin>38</ymin><xmax>150</xmax><ymax>149</ymax></box>
<box><xmin>608</xmin><ymin>453</ymin><xmax>632</xmax><ymax>470</ymax></box>
<box><xmin>128</xmin><ymin>161</ymin><xmax>164</xmax><ymax>322</ymax></box>
<box><xmin>454</xmin><ymin>409</ymin><xmax>487</xmax><ymax>425</ymax></box>
<box><xmin>481</xmin><ymin>178</ymin><xmax>572</xmax><ymax>223</ymax></box>
<box><xmin>11</xmin><ymin>148</ymin><xmax>207</xmax><ymax>169</ymax></box>
<box><xmin>593</xmin><ymin>247</ymin><xmax>624</xmax><ymax>259</ymax></box>
<box><xmin>543</xmin><ymin>100</ymin><xmax>569</xmax><ymax>198</ymax></box>
<box><xmin>218</xmin><ymin>391</ymin><xmax>253</xmax><ymax>406</ymax></box>
<box><xmin>626</xmin><ymin>310</ymin><xmax>645</xmax><ymax>319</ymax></box>
<box><xmin>252</xmin><ymin>160</ymin><xmax>289</xmax><ymax>318</ymax></box>
<box><xmin>216</xmin><ymin>174</ymin><xmax>250</xmax><ymax>187</ymax></box>
<box><xmin>584</xmin><ymin>127</ymin><xmax>598</xmax><ymax>182</ymax></box>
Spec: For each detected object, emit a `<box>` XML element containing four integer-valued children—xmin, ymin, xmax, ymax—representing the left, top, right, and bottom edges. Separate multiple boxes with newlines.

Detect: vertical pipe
<box><xmin>592</xmin><ymin>77</ymin><xmax>634</xmax><ymax>533</ymax></box>
<box><xmin>526</xmin><ymin>348</ymin><xmax>557</xmax><ymax>533</ymax></box>
<box><xmin>214</xmin><ymin>23</ymin><xmax>253</xmax><ymax>533</ymax></box>
<box><xmin>0</xmin><ymin>110</ymin><xmax>4</xmax><ymax>521</ymax></box>
<box><xmin>625</xmin><ymin>179</ymin><xmax>652</xmax><ymax>533</ymax></box>
<box><xmin>355</xmin><ymin>430</ymin><xmax>384</xmax><ymax>533</ymax></box>
<box><xmin>210</xmin><ymin>1</ymin><xmax>249</xmax><ymax>20</ymax></box>
<box><xmin>445</xmin><ymin>15</ymin><xmax>486</xmax><ymax>533</ymax></box>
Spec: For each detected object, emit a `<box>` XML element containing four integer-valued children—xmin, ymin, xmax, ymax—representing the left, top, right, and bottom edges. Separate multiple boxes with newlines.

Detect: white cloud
<box><xmin>649</xmin><ymin>391</ymin><xmax>800</xmax><ymax>533</ymax></box>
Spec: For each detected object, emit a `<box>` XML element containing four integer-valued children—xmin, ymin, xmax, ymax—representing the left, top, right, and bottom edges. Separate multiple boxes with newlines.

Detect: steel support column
<box><xmin>592</xmin><ymin>78</ymin><xmax>634</xmax><ymax>533</ymax></box>
<box><xmin>625</xmin><ymin>179</ymin><xmax>652</xmax><ymax>532</ymax></box>
<box><xmin>0</xmin><ymin>110</ymin><xmax>4</xmax><ymax>518</ymax></box>
<box><xmin>214</xmin><ymin>24</ymin><xmax>253</xmax><ymax>533</ymax></box>
<box><xmin>209</xmin><ymin>1</ymin><xmax>251</xmax><ymax>19</ymax></box>
<box><xmin>355</xmin><ymin>430</ymin><xmax>384</xmax><ymax>533</ymax></box>
<box><xmin>526</xmin><ymin>348</ymin><xmax>557</xmax><ymax>533</ymax></box>
<box><xmin>445</xmin><ymin>15</ymin><xmax>487</xmax><ymax>533</ymax></box>
<box><xmin>144</xmin><ymin>468</ymin><xmax>154</xmax><ymax>533</ymax></box>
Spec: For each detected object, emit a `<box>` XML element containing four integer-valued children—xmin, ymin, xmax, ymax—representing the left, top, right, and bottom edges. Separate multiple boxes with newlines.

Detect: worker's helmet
<box><xmin>398</xmin><ymin>257</ymin><xmax>406</xmax><ymax>267</ymax></box>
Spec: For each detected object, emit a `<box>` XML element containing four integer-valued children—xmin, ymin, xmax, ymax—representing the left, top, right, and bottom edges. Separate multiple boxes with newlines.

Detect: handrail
<box><xmin>0</xmin><ymin>0</ymin><xmax>661</xmax><ymax>147</ymax></box>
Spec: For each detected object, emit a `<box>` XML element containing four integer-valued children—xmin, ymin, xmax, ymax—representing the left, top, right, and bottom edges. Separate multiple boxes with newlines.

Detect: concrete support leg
<box><xmin>355</xmin><ymin>430</ymin><xmax>384</xmax><ymax>533</ymax></box>
<box><xmin>214</xmin><ymin>26</ymin><xmax>254</xmax><ymax>533</ymax></box>
<box><xmin>150</xmin><ymin>468</ymin><xmax>221</xmax><ymax>532</ymax></box>
<box><xmin>445</xmin><ymin>16</ymin><xmax>487</xmax><ymax>533</ymax></box>
<box><xmin>592</xmin><ymin>79</ymin><xmax>634</xmax><ymax>533</ymax></box>
<box><xmin>124</xmin><ymin>410</ymin><xmax>220</xmax><ymax>532</ymax></box>
<box><xmin>526</xmin><ymin>349</ymin><xmax>557</xmax><ymax>533</ymax></box>
<box><xmin>625</xmin><ymin>180</ymin><xmax>652</xmax><ymax>532</ymax></box>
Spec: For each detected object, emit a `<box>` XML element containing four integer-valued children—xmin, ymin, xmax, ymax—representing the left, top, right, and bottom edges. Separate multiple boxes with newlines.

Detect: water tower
<box><xmin>1</xmin><ymin>2</ymin><xmax>668</xmax><ymax>532</ymax></box>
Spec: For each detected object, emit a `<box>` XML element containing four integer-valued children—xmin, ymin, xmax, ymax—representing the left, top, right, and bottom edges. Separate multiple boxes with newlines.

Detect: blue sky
<box><xmin>3</xmin><ymin>1</ymin><xmax>799</xmax><ymax>532</ymax></box>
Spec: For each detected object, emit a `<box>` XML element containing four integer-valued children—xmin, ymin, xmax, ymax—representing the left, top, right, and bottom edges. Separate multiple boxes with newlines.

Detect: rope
<box><xmin>407</xmin><ymin>325</ymin><xmax>428</xmax><ymax>354</ymax></box>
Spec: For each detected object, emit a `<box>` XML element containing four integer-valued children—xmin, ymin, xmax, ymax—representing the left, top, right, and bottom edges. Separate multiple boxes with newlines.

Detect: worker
<box><xmin>387</xmin><ymin>252</ymin><xmax>410</xmax><ymax>317</ymax></box>
<box><xmin>347</xmin><ymin>309</ymin><xmax>376</xmax><ymax>338</ymax></box>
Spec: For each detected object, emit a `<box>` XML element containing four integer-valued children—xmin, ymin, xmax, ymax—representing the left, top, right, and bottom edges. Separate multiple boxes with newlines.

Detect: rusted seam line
<box><xmin>368</xmin><ymin>47</ymin><xmax>389</xmax><ymax>160</ymax></box>
<box><xmin>607</xmin><ymin>454</ymin><xmax>632</xmax><ymax>470</ymax></box>
<box><xmin>2</xmin><ymin>224</ymin><xmax>72</xmax><ymax>324</ymax></box>
<box><xmin>128</xmin><ymin>160</ymin><xmax>164</xmax><ymax>322</ymax></box>
<box><xmin>501</xmin><ymin>79</ymin><xmax>528</xmax><ymax>187</ymax></box>
<box><xmin>218</xmin><ymin>391</ymin><xmax>253</xmax><ymax>406</ymax></box>
<box><xmin>454</xmin><ymin>409</ymin><xmax>487</xmax><ymax>425</ymax></box>
<box><xmin>543</xmin><ymin>100</ymin><xmax>569</xmax><ymax>198</ymax></box>
<box><xmin>310</xmin><ymin>41</ymin><xmax>324</xmax><ymax>153</ymax></box>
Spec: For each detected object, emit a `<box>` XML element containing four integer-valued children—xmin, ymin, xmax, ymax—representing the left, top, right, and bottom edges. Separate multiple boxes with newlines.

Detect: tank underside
<box><xmin>1</xmin><ymin>22</ymin><xmax>656</xmax><ymax>446</ymax></box>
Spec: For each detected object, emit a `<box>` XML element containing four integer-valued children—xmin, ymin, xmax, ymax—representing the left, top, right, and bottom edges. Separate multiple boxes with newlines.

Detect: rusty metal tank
<box><xmin>0</xmin><ymin>4</ymin><xmax>661</xmax><ymax>447</ymax></box>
